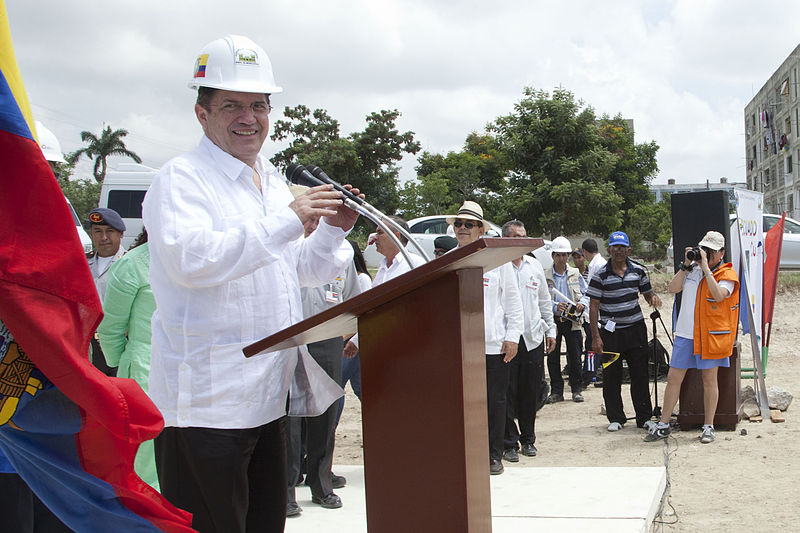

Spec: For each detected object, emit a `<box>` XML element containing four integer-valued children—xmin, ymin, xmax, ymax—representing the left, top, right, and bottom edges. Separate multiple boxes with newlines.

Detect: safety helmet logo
<box><xmin>235</xmin><ymin>49</ymin><xmax>259</xmax><ymax>65</ymax></box>
<box><xmin>193</xmin><ymin>54</ymin><xmax>209</xmax><ymax>79</ymax></box>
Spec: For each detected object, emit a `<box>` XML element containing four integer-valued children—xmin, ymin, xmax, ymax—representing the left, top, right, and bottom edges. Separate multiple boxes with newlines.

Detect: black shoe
<box><xmin>545</xmin><ymin>393</ymin><xmax>564</xmax><ymax>404</ymax></box>
<box><xmin>520</xmin><ymin>443</ymin><xmax>538</xmax><ymax>457</ymax></box>
<box><xmin>489</xmin><ymin>459</ymin><xmax>504</xmax><ymax>475</ymax></box>
<box><xmin>311</xmin><ymin>493</ymin><xmax>342</xmax><ymax>509</ymax></box>
<box><xmin>502</xmin><ymin>448</ymin><xmax>519</xmax><ymax>463</ymax></box>
<box><xmin>286</xmin><ymin>501</ymin><xmax>302</xmax><ymax>517</ymax></box>
<box><xmin>330</xmin><ymin>473</ymin><xmax>346</xmax><ymax>489</ymax></box>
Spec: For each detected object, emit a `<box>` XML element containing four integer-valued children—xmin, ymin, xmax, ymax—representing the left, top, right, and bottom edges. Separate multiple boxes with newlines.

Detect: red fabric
<box><xmin>762</xmin><ymin>212</ymin><xmax>785</xmax><ymax>329</ymax></box>
<box><xmin>0</xmin><ymin>130</ymin><xmax>193</xmax><ymax>531</ymax></box>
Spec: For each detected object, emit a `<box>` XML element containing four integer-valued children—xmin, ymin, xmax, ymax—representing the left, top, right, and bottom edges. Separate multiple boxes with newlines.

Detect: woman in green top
<box><xmin>97</xmin><ymin>229</ymin><xmax>159</xmax><ymax>490</ymax></box>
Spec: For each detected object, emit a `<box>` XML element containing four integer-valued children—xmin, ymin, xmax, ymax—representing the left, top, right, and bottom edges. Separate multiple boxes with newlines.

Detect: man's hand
<box><xmin>323</xmin><ymin>185</ymin><xmax>363</xmax><ymax>232</ymax></box>
<box><xmin>592</xmin><ymin>336</ymin><xmax>604</xmax><ymax>356</ymax></box>
<box><xmin>501</xmin><ymin>341</ymin><xmax>518</xmax><ymax>363</ymax></box>
<box><xmin>343</xmin><ymin>340</ymin><xmax>358</xmax><ymax>359</ymax></box>
<box><xmin>290</xmin><ymin>184</ymin><xmax>343</xmax><ymax>228</ymax></box>
<box><xmin>574</xmin><ymin>303</ymin><xmax>585</xmax><ymax>315</ymax></box>
<box><xmin>645</xmin><ymin>292</ymin><xmax>662</xmax><ymax>308</ymax></box>
<box><xmin>545</xmin><ymin>337</ymin><xmax>556</xmax><ymax>354</ymax></box>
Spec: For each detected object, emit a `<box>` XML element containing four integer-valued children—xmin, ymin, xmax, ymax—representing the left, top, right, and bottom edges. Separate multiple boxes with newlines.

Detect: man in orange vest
<box><xmin>645</xmin><ymin>230</ymin><xmax>739</xmax><ymax>444</ymax></box>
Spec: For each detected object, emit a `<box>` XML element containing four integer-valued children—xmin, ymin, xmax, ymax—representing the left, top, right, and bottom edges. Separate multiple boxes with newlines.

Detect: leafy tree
<box><xmin>271</xmin><ymin>106</ymin><xmax>420</xmax><ymax>217</ymax></box>
<box><xmin>71</xmin><ymin>125</ymin><xmax>142</xmax><ymax>183</ymax></box>
<box><xmin>400</xmin><ymin>132</ymin><xmax>510</xmax><ymax>220</ymax></box>
<box><xmin>489</xmin><ymin>87</ymin><xmax>659</xmax><ymax>238</ymax></box>
<box><xmin>626</xmin><ymin>197</ymin><xmax>672</xmax><ymax>258</ymax></box>
<box><xmin>59</xmin><ymin>178</ymin><xmax>101</xmax><ymax>222</ymax></box>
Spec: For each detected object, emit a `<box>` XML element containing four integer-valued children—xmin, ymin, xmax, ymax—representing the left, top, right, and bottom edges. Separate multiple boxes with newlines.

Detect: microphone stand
<box><xmin>305</xmin><ymin>165</ymin><xmax>431</xmax><ymax>262</ymax></box>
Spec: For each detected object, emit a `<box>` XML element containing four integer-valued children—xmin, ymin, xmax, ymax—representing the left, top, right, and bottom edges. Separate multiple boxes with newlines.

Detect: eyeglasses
<box><xmin>212</xmin><ymin>101</ymin><xmax>271</xmax><ymax>116</ymax></box>
<box><xmin>434</xmin><ymin>249</ymin><xmax>447</xmax><ymax>257</ymax></box>
<box><xmin>453</xmin><ymin>220</ymin><xmax>481</xmax><ymax>229</ymax></box>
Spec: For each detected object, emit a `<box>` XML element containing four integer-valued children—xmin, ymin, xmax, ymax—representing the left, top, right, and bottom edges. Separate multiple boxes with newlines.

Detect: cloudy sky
<box><xmin>8</xmin><ymin>0</ymin><xmax>800</xmax><ymax>185</ymax></box>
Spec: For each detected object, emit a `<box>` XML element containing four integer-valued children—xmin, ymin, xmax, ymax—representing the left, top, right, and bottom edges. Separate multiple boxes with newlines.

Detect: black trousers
<box><xmin>286</xmin><ymin>337</ymin><xmax>343</xmax><ymax>500</ymax></box>
<box><xmin>600</xmin><ymin>320</ymin><xmax>653</xmax><ymax>427</ymax></box>
<box><xmin>0</xmin><ymin>473</ymin><xmax>71</xmax><ymax>533</ymax></box>
<box><xmin>485</xmin><ymin>354</ymin><xmax>510</xmax><ymax>462</ymax></box>
<box><xmin>504</xmin><ymin>338</ymin><xmax>545</xmax><ymax>450</ymax></box>
<box><xmin>89</xmin><ymin>337</ymin><xmax>116</xmax><ymax>377</ymax></box>
<box><xmin>548</xmin><ymin>321</ymin><xmax>583</xmax><ymax>395</ymax></box>
<box><xmin>155</xmin><ymin>419</ymin><xmax>287</xmax><ymax>533</ymax></box>
<box><xmin>582</xmin><ymin>322</ymin><xmax>597</xmax><ymax>383</ymax></box>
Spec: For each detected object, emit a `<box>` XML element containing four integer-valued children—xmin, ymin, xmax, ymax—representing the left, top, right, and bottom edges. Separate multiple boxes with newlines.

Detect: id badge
<box><xmin>325</xmin><ymin>290</ymin><xmax>340</xmax><ymax>303</ymax></box>
<box><xmin>604</xmin><ymin>319</ymin><xmax>616</xmax><ymax>332</ymax></box>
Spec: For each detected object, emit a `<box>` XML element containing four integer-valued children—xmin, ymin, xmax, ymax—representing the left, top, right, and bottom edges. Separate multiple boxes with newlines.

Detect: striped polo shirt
<box><xmin>586</xmin><ymin>258</ymin><xmax>652</xmax><ymax>329</ymax></box>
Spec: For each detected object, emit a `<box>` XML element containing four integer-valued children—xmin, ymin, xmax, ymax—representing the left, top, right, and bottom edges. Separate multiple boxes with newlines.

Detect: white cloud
<box><xmin>10</xmin><ymin>0</ymin><xmax>800</xmax><ymax>186</ymax></box>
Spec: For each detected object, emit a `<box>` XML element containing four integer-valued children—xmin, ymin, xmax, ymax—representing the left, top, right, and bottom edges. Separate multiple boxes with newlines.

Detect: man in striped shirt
<box><xmin>587</xmin><ymin>231</ymin><xmax>662</xmax><ymax>432</ymax></box>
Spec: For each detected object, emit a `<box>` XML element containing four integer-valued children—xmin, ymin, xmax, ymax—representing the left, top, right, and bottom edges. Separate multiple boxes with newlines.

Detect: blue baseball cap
<box><xmin>86</xmin><ymin>208</ymin><xmax>126</xmax><ymax>232</ymax></box>
<box><xmin>608</xmin><ymin>231</ymin><xmax>630</xmax><ymax>247</ymax></box>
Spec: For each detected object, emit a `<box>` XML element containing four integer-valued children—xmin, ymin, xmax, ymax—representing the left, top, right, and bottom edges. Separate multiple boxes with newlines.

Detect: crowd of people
<box><xmin>2</xmin><ymin>33</ymin><xmax>741</xmax><ymax>532</ymax></box>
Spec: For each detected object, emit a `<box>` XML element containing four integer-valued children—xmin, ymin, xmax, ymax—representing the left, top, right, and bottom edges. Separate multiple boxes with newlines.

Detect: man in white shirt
<box><xmin>343</xmin><ymin>216</ymin><xmax>424</xmax><ymax>358</ymax></box>
<box><xmin>501</xmin><ymin>221</ymin><xmax>556</xmax><ymax>462</ymax></box>
<box><xmin>451</xmin><ymin>201</ymin><xmax>523</xmax><ymax>475</ymax></box>
<box><xmin>581</xmin><ymin>238</ymin><xmax>607</xmax><ymax>385</ymax></box>
<box><xmin>142</xmin><ymin>35</ymin><xmax>358</xmax><ymax>532</ymax></box>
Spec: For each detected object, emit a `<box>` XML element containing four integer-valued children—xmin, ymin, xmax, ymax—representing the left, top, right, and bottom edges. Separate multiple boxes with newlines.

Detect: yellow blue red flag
<box><xmin>0</xmin><ymin>2</ymin><xmax>192</xmax><ymax>530</ymax></box>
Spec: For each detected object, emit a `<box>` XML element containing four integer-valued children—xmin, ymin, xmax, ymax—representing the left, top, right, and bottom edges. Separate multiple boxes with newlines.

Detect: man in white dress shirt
<box><xmin>342</xmin><ymin>216</ymin><xmax>425</xmax><ymax>358</ymax></box>
<box><xmin>451</xmin><ymin>201</ymin><xmax>523</xmax><ymax>476</ymax></box>
<box><xmin>142</xmin><ymin>35</ymin><xmax>358</xmax><ymax>532</ymax></box>
<box><xmin>500</xmin><ymin>220</ymin><xmax>556</xmax><ymax>462</ymax></box>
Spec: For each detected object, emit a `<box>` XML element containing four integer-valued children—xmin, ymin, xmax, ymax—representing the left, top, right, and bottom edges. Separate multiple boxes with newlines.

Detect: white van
<box><xmin>65</xmin><ymin>196</ymin><xmax>93</xmax><ymax>254</ymax></box>
<box><xmin>99</xmin><ymin>163</ymin><xmax>157</xmax><ymax>250</ymax></box>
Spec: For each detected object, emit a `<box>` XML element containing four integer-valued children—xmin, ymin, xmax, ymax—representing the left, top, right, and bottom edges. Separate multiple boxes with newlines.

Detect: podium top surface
<box><xmin>243</xmin><ymin>237</ymin><xmax>543</xmax><ymax>358</ymax></box>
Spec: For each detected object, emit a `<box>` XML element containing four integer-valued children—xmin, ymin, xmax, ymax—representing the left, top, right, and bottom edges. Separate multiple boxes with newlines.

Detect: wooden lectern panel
<box><xmin>359</xmin><ymin>267</ymin><xmax>490</xmax><ymax>533</ymax></box>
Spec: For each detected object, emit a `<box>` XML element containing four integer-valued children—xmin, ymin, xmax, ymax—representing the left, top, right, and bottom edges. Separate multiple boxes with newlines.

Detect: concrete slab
<box><xmin>285</xmin><ymin>465</ymin><xmax>666</xmax><ymax>532</ymax></box>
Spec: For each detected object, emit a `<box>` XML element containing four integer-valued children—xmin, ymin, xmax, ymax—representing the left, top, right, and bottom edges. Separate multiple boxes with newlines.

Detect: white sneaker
<box><xmin>607</xmin><ymin>422</ymin><xmax>623</xmax><ymax>432</ymax></box>
<box><xmin>642</xmin><ymin>420</ymin><xmax>658</xmax><ymax>432</ymax></box>
<box><xmin>700</xmin><ymin>426</ymin><xmax>715</xmax><ymax>444</ymax></box>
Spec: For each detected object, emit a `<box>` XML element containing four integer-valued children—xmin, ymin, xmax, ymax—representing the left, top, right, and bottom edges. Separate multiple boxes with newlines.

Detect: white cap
<box><xmin>551</xmin><ymin>236</ymin><xmax>572</xmax><ymax>253</ymax></box>
<box><xmin>188</xmin><ymin>35</ymin><xmax>283</xmax><ymax>94</ymax></box>
<box><xmin>35</xmin><ymin>121</ymin><xmax>66</xmax><ymax>163</ymax></box>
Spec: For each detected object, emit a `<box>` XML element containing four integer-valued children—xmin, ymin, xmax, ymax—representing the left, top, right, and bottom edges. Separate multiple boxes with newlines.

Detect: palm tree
<box><xmin>71</xmin><ymin>125</ymin><xmax>142</xmax><ymax>183</ymax></box>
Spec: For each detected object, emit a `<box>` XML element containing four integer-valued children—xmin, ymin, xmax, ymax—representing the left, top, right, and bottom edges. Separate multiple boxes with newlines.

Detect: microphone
<box><xmin>304</xmin><ymin>165</ymin><xmax>365</xmax><ymax>206</ymax></box>
<box><xmin>285</xmin><ymin>163</ymin><xmax>326</xmax><ymax>189</ymax></box>
<box><xmin>286</xmin><ymin>164</ymin><xmax>431</xmax><ymax>263</ymax></box>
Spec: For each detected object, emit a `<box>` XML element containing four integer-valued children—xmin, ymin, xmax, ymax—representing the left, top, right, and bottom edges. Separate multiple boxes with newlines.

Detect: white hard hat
<box><xmin>551</xmin><ymin>236</ymin><xmax>572</xmax><ymax>253</ymax></box>
<box><xmin>188</xmin><ymin>35</ymin><xmax>283</xmax><ymax>94</ymax></box>
<box><xmin>34</xmin><ymin>121</ymin><xmax>66</xmax><ymax>163</ymax></box>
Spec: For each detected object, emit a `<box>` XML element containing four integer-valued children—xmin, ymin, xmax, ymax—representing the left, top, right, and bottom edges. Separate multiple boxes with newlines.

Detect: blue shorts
<box><xmin>670</xmin><ymin>336</ymin><xmax>730</xmax><ymax>370</ymax></box>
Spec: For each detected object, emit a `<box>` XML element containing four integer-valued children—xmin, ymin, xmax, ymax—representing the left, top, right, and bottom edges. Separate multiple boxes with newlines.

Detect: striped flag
<box><xmin>0</xmin><ymin>3</ymin><xmax>192</xmax><ymax>530</ymax></box>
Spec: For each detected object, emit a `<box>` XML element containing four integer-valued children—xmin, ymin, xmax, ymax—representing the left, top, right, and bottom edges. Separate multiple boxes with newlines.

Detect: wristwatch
<box><xmin>679</xmin><ymin>262</ymin><xmax>693</xmax><ymax>272</ymax></box>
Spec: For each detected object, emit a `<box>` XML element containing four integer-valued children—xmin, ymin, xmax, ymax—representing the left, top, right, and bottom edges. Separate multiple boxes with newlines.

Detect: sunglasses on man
<box><xmin>453</xmin><ymin>220</ymin><xmax>482</xmax><ymax>229</ymax></box>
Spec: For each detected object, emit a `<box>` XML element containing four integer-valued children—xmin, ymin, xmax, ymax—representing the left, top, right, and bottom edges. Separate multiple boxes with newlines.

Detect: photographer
<box><xmin>644</xmin><ymin>231</ymin><xmax>739</xmax><ymax>444</ymax></box>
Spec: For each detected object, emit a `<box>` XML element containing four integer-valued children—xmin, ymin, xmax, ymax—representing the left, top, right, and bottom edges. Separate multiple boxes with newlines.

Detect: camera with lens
<box><xmin>686</xmin><ymin>247</ymin><xmax>702</xmax><ymax>261</ymax></box>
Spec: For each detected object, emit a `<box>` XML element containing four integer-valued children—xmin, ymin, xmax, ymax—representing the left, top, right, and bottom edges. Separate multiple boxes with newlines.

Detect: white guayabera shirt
<box><xmin>143</xmin><ymin>135</ymin><xmax>352</xmax><ymax>429</ymax></box>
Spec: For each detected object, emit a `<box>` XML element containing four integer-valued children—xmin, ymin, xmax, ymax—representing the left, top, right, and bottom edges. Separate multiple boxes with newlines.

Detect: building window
<box><xmin>786</xmin><ymin>116</ymin><xmax>792</xmax><ymax>135</ymax></box>
<box><xmin>781</xmin><ymin>78</ymin><xmax>790</xmax><ymax>97</ymax></box>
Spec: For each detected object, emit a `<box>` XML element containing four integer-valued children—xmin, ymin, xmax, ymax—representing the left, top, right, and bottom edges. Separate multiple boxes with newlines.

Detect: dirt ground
<box><xmin>333</xmin><ymin>277</ymin><xmax>799</xmax><ymax>532</ymax></box>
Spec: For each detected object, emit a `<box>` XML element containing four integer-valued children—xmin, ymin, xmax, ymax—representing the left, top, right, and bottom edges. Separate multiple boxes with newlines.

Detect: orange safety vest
<box><xmin>692</xmin><ymin>262</ymin><xmax>740</xmax><ymax>359</ymax></box>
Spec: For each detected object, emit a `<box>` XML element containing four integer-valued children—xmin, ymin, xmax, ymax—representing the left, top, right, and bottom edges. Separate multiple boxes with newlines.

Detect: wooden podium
<box><xmin>244</xmin><ymin>237</ymin><xmax>543</xmax><ymax>533</ymax></box>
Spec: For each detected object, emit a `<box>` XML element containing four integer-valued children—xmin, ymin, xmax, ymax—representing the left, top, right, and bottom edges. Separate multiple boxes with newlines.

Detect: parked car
<box><xmin>667</xmin><ymin>213</ymin><xmax>800</xmax><ymax>270</ymax></box>
<box><xmin>363</xmin><ymin>215</ymin><xmax>553</xmax><ymax>270</ymax></box>
<box><xmin>65</xmin><ymin>196</ymin><xmax>92</xmax><ymax>254</ymax></box>
<box><xmin>763</xmin><ymin>213</ymin><xmax>800</xmax><ymax>270</ymax></box>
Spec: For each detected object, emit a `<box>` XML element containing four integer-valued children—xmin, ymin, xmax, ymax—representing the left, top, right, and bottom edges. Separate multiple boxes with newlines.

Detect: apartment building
<box><xmin>744</xmin><ymin>44</ymin><xmax>800</xmax><ymax>218</ymax></box>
